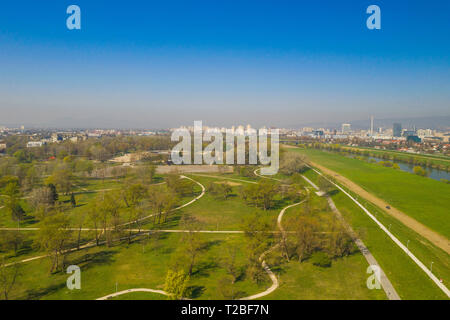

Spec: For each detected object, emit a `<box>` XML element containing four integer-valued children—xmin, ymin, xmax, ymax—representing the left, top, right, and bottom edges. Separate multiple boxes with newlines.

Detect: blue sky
<box><xmin>0</xmin><ymin>0</ymin><xmax>449</xmax><ymax>128</ymax></box>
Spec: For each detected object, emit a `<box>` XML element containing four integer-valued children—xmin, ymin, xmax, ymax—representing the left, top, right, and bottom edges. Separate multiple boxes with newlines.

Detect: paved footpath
<box><xmin>300</xmin><ymin>174</ymin><xmax>400</xmax><ymax>300</ymax></box>
<box><xmin>310</xmin><ymin>160</ymin><xmax>450</xmax><ymax>255</ymax></box>
<box><xmin>306</xmin><ymin>165</ymin><xmax>450</xmax><ymax>298</ymax></box>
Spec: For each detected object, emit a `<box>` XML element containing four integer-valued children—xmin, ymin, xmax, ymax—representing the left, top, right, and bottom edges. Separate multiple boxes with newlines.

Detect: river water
<box><xmin>365</xmin><ymin>156</ymin><xmax>450</xmax><ymax>182</ymax></box>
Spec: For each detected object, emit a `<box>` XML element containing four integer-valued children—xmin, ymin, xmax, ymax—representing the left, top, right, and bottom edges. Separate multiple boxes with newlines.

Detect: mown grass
<box><xmin>8</xmin><ymin>233</ymin><xmax>266</xmax><ymax>300</ymax></box>
<box><xmin>290</xmin><ymin>148</ymin><xmax>450</xmax><ymax>238</ymax></box>
<box><xmin>265</xmin><ymin>255</ymin><xmax>386</xmax><ymax>300</ymax></box>
<box><xmin>2</xmin><ymin>169</ymin><xmax>397</xmax><ymax>300</ymax></box>
<box><xmin>299</xmin><ymin>166</ymin><xmax>448</xmax><ymax>299</ymax></box>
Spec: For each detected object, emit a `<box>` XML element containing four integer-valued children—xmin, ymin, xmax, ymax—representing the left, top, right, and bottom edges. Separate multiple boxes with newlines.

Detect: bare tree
<box><xmin>0</xmin><ymin>260</ymin><xmax>20</xmax><ymax>300</ymax></box>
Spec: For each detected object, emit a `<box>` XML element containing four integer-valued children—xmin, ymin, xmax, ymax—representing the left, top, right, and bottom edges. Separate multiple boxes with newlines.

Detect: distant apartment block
<box><xmin>27</xmin><ymin>141</ymin><xmax>44</xmax><ymax>148</ymax></box>
<box><xmin>341</xmin><ymin>123</ymin><xmax>351</xmax><ymax>134</ymax></box>
<box><xmin>393</xmin><ymin>123</ymin><xmax>402</xmax><ymax>137</ymax></box>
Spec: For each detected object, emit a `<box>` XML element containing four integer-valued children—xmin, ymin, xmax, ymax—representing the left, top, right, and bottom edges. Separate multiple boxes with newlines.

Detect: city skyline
<box><xmin>1</xmin><ymin>1</ymin><xmax>450</xmax><ymax>128</ymax></box>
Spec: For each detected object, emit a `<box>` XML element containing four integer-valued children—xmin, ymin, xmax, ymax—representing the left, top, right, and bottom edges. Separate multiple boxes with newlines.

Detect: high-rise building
<box><xmin>370</xmin><ymin>115</ymin><xmax>374</xmax><ymax>136</ymax></box>
<box><xmin>393</xmin><ymin>123</ymin><xmax>402</xmax><ymax>137</ymax></box>
<box><xmin>341</xmin><ymin>123</ymin><xmax>351</xmax><ymax>134</ymax></box>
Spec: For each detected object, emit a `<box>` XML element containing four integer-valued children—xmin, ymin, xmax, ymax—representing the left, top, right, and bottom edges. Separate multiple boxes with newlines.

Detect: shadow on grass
<box><xmin>70</xmin><ymin>250</ymin><xmax>117</xmax><ymax>272</ymax></box>
<box><xmin>25</xmin><ymin>282</ymin><xmax>67</xmax><ymax>300</ymax></box>
<box><xmin>192</xmin><ymin>260</ymin><xmax>220</xmax><ymax>278</ymax></box>
<box><xmin>202</xmin><ymin>239</ymin><xmax>223</xmax><ymax>250</ymax></box>
<box><xmin>15</xmin><ymin>239</ymin><xmax>35</xmax><ymax>257</ymax></box>
<box><xmin>187</xmin><ymin>285</ymin><xmax>205</xmax><ymax>299</ymax></box>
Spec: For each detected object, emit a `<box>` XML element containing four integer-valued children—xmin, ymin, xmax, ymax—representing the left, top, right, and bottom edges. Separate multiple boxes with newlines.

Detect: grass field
<box><xmin>289</xmin><ymin>147</ymin><xmax>450</xmax><ymax>239</ymax></box>
<box><xmin>0</xmin><ymin>166</ymin><xmax>397</xmax><ymax>300</ymax></box>
<box><xmin>300</xmin><ymin>163</ymin><xmax>449</xmax><ymax>299</ymax></box>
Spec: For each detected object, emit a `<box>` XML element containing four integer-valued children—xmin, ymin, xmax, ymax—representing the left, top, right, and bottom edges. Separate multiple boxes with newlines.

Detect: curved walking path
<box><xmin>97</xmin><ymin>288</ymin><xmax>169</xmax><ymax>300</ymax></box>
<box><xmin>95</xmin><ymin>198</ymin><xmax>305</xmax><ymax>301</ymax></box>
<box><xmin>2</xmin><ymin>175</ymin><xmax>206</xmax><ymax>267</ymax></box>
<box><xmin>309</xmin><ymin>161</ymin><xmax>450</xmax><ymax>255</ymax></box>
<box><xmin>114</xmin><ymin>175</ymin><xmax>205</xmax><ymax>227</ymax></box>
<box><xmin>255</xmin><ymin>167</ymin><xmax>401</xmax><ymax>299</ymax></box>
<box><xmin>240</xmin><ymin>200</ymin><xmax>304</xmax><ymax>300</ymax></box>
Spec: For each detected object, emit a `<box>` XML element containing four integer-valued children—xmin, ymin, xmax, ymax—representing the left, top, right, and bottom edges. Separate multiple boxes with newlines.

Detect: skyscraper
<box><xmin>393</xmin><ymin>123</ymin><xmax>402</xmax><ymax>137</ymax></box>
<box><xmin>370</xmin><ymin>115</ymin><xmax>374</xmax><ymax>136</ymax></box>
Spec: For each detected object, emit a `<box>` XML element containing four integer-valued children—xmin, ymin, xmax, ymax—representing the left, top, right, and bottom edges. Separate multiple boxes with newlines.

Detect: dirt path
<box><xmin>240</xmin><ymin>200</ymin><xmax>305</xmax><ymax>300</ymax></box>
<box><xmin>310</xmin><ymin>161</ymin><xmax>450</xmax><ymax>255</ymax></box>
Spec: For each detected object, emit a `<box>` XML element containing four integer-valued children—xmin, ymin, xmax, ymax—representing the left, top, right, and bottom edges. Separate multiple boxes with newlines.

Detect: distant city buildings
<box><xmin>341</xmin><ymin>123</ymin><xmax>351</xmax><ymax>134</ymax></box>
<box><xmin>27</xmin><ymin>141</ymin><xmax>44</xmax><ymax>148</ymax></box>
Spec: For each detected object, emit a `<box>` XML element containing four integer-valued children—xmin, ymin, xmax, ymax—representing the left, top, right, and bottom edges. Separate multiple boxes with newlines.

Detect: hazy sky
<box><xmin>0</xmin><ymin>0</ymin><xmax>449</xmax><ymax>128</ymax></box>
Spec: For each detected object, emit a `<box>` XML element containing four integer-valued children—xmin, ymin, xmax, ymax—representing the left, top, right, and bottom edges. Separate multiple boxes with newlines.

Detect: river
<box><xmin>365</xmin><ymin>156</ymin><xmax>450</xmax><ymax>182</ymax></box>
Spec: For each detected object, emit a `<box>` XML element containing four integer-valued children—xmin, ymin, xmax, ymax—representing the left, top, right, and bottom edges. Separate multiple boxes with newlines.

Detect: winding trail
<box><xmin>122</xmin><ymin>175</ymin><xmax>205</xmax><ymax>226</ymax></box>
<box><xmin>240</xmin><ymin>200</ymin><xmax>305</xmax><ymax>300</ymax></box>
<box><xmin>96</xmin><ymin>288</ymin><xmax>169</xmax><ymax>300</ymax></box>
<box><xmin>254</xmin><ymin>167</ymin><xmax>401</xmax><ymax>300</ymax></box>
<box><xmin>95</xmin><ymin>185</ymin><xmax>305</xmax><ymax>301</ymax></box>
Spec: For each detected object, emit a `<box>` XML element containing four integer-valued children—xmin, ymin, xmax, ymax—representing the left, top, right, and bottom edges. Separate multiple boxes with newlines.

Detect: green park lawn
<box><xmin>300</xmin><ymin>166</ymin><xmax>448</xmax><ymax>299</ymax></box>
<box><xmin>1</xmin><ymin>169</ymin><xmax>397</xmax><ymax>300</ymax></box>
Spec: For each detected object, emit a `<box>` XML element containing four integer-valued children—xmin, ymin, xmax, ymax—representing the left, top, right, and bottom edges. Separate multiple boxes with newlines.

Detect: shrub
<box><xmin>413</xmin><ymin>166</ymin><xmax>427</xmax><ymax>177</ymax></box>
<box><xmin>310</xmin><ymin>251</ymin><xmax>331</xmax><ymax>268</ymax></box>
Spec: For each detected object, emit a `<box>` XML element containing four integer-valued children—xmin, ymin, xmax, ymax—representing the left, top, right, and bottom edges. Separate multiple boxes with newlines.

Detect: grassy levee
<box><xmin>289</xmin><ymin>148</ymin><xmax>450</xmax><ymax>239</ymax></box>
<box><xmin>302</xmin><ymin>168</ymin><xmax>449</xmax><ymax>299</ymax></box>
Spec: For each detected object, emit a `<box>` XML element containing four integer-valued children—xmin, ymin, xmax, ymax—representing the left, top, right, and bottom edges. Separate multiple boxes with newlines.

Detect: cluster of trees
<box><xmin>3</xmin><ymin>135</ymin><xmax>173</xmax><ymax>163</ymax></box>
<box><xmin>207</xmin><ymin>182</ymin><xmax>232</xmax><ymax>200</ymax></box>
<box><xmin>279</xmin><ymin>152</ymin><xmax>308</xmax><ymax>175</ymax></box>
<box><xmin>378</xmin><ymin>160</ymin><xmax>400</xmax><ymax>170</ymax></box>
<box><xmin>240</xmin><ymin>180</ymin><xmax>279</xmax><ymax>210</ymax></box>
<box><xmin>163</xmin><ymin>216</ymin><xmax>208</xmax><ymax>299</ymax></box>
<box><xmin>281</xmin><ymin>213</ymin><xmax>355</xmax><ymax>267</ymax></box>
<box><xmin>0</xmin><ymin>176</ymin><xmax>25</xmax><ymax>223</ymax></box>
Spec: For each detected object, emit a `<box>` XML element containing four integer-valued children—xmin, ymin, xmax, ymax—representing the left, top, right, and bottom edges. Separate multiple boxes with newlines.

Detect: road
<box><xmin>255</xmin><ymin>168</ymin><xmax>401</xmax><ymax>299</ymax></box>
<box><xmin>307</xmin><ymin>165</ymin><xmax>450</xmax><ymax>298</ymax></box>
<box><xmin>309</xmin><ymin>161</ymin><xmax>450</xmax><ymax>255</ymax></box>
<box><xmin>301</xmin><ymin>174</ymin><xmax>400</xmax><ymax>300</ymax></box>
